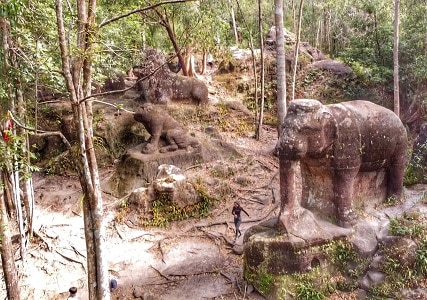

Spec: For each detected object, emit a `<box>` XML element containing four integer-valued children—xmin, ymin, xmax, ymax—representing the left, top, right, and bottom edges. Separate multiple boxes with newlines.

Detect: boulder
<box><xmin>153</xmin><ymin>164</ymin><xmax>199</xmax><ymax>208</ymax></box>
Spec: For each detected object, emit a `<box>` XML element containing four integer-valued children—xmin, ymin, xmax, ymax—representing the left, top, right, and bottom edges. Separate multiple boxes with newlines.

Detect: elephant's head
<box><xmin>277</xmin><ymin>99</ymin><xmax>337</xmax><ymax>161</ymax></box>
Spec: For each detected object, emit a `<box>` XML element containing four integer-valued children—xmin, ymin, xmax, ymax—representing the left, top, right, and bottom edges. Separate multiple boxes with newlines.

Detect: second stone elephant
<box><xmin>276</xmin><ymin>99</ymin><xmax>407</xmax><ymax>228</ymax></box>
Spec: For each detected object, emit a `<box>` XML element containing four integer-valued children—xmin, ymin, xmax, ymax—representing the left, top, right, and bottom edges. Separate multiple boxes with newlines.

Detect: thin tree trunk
<box><xmin>229</xmin><ymin>0</ymin><xmax>239</xmax><ymax>46</ymax></box>
<box><xmin>292</xmin><ymin>0</ymin><xmax>296</xmax><ymax>34</ymax></box>
<box><xmin>0</xmin><ymin>190</ymin><xmax>20</xmax><ymax>300</ymax></box>
<box><xmin>393</xmin><ymin>0</ymin><xmax>400</xmax><ymax>116</ymax></box>
<box><xmin>55</xmin><ymin>0</ymin><xmax>110</xmax><ymax>298</ymax></box>
<box><xmin>256</xmin><ymin>0</ymin><xmax>265</xmax><ymax>140</ymax></box>
<box><xmin>425</xmin><ymin>0</ymin><xmax>427</xmax><ymax>56</ymax></box>
<box><xmin>156</xmin><ymin>9</ymin><xmax>189</xmax><ymax>76</ymax></box>
<box><xmin>275</xmin><ymin>0</ymin><xmax>287</xmax><ymax>137</ymax></box>
<box><xmin>9</xmin><ymin>35</ymin><xmax>30</xmax><ymax>261</ymax></box>
<box><xmin>291</xmin><ymin>0</ymin><xmax>304</xmax><ymax>101</ymax></box>
<box><xmin>235</xmin><ymin>0</ymin><xmax>258</xmax><ymax>137</ymax></box>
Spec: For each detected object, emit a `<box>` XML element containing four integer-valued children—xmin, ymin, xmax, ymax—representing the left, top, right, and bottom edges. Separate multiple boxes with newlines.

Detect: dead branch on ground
<box><xmin>114</xmin><ymin>221</ymin><xmax>125</xmax><ymax>240</ymax></box>
<box><xmin>54</xmin><ymin>249</ymin><xmax>86</xmax><ymax>271</ymax></box>
<box><xmin>149</xmin><ymin>265</ymin><xmax>176</xmax><ymax>283</ymax></box>
<box><xmin>33</xmin><ymin>230</ymin><xmax>52</xmax><ymax>251</ymax></box>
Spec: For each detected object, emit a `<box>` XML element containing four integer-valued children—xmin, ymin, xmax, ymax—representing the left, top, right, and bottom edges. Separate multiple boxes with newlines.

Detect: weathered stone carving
<box><xmin>276</xmin><ymin>99</ymin><xmax>407</xmax><ymax>228</ymax></box>
<box><xmin>133</xmin><ymin>48</ymin><xmax>209</xmax><ymax>105</ymax></box>
<box><xmin>133</xmin><ymin>103</ymin><xmax>200</xmax><ymax>154</ymax></box>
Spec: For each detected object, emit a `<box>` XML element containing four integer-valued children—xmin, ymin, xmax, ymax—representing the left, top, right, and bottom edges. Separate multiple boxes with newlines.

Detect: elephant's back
<box><xmin>330</xmin><ymin>100</ymin><xmax>407</xmax><ymax>161</ymax></box>
<box><xmin>336</xmin><ymin>100</ymin><xmax>405</xmax><ymax>133</ymax></box>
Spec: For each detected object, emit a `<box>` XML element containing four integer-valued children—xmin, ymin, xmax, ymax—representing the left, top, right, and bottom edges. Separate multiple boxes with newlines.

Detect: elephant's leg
<box><xmin>333</xmin><ymin>170</ymin><xmax>358</xmax><ymax>228</ymax></box>
<box><xmin>279</xmin><ymin>160</ymin><xmax>301</xmax><ymax>213</ymax></box>
<box><xmin>386</xmin><ymin>155</ymin><xmax>405</xmax><ymax>200</ymax></box>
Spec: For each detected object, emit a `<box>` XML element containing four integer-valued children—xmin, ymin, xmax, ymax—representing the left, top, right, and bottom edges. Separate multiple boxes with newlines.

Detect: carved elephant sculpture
<box><xmin>133</xmin><ymin>48</ymin><xmax>209</xmax><ymax>105</ymax></box>
<box><xmin>276</xmin><ymin>99</ymin><xmax>407</xmax><ymax>227</ymax></box>
<box><xmin>133</xmin><ymin>103</ymin><xmax>200</xmax><ymax>154</ymax></box>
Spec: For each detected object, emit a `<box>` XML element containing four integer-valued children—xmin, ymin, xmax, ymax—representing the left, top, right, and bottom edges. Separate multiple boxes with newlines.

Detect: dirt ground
<box><xmin>2</xmin><ymin>121</ymin><xmax>280</xmax><ymax>300</ymax></box>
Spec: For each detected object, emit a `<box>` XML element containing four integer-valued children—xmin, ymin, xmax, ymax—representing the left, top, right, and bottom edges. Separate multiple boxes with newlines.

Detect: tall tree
<box><xmin>133</xmin><ymin>0</ymin><xmax>225</xmax><ymax>77</ymax></box>
<box><xmin>275</xmin><ymin>0</ymin><xmax>287</xmax><ymax>136</ymax></box>
<box><xmin>228</xmin><ymin>0</ymin><xmax>239</xmax><ymax>45</ymax></box>
<box><xmin>393</xmin><ymin>0</ymin><xmax>400</xmax><ymax>116</ymax></box>
<box><xmin>291</xmin><ymin>0</ymin><xmax>304</xmax><ymax>101</ymax></box>
<box><xmin>55</xmin><ymin>0</ymin><xmax>110</xmax><ymax>298</ymax></box>
<box><xmin>0</xmin><ymin>2</ymin><xmax>39</xmax><ymax>296</ymax></box>
<box><xmin>256</xmin><ymin>0</ymin><xmax>265</xmax><ymax>140</ymax></box>
<box><xmin>235</xmin><ymin>0</ymin><xmax>259</xmax><ymax>137</ymax></box>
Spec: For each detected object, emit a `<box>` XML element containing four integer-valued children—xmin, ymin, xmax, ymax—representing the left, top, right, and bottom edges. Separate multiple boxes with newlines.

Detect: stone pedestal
<box><xmin>243</xmin><ymin>216</ymin><xmax>351</xmax><ymax>297</ymax></box>
<box><xmin>104</xmin><ymin>138</ymin><xmax>241</xmax><ymax>197</ymax></box>
<box><xmin>106</xmin><ymin>143</ymin><xmax>203</xmax><ymax>197</ymax></box>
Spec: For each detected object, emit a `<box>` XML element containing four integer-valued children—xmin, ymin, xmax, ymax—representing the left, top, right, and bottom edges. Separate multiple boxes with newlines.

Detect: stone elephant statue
<box><xmin>133</xmin><ymin>48</ymin><xmax>209</xmax><ymax>106</ymax></box>
<box><xmin>133</xmin><ymin>103</ymin><xmax>200</xmax><ymax>154</ymax></box>
<box><xmin>276</xmin><ymin>99</ymin><xmax>407</xmax><ymax>228</ymax></box>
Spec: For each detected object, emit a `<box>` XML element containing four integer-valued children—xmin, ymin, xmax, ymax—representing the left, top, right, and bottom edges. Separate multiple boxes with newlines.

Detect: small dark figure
<box><xmin>67</xmin><ymin>287</ymin><xmax>79</xmax><ymax>299</ymax></box>
<box><xmin>110</xmin><ymin>277</ymin><xmax>118</xmax><ymax>291</ymax></box>
<box><xmin>232</xmin><ymin>202</ymin><xmax>249</xmax><ymax>240</ymax></box>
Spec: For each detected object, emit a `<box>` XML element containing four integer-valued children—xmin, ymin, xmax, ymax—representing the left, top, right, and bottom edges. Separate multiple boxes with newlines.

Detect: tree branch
<box><xmin>7</xmin><ymin>110</ymin><xmax>72</xmax><ymax>150</ymax></box>
<box><xmin>78</xmin><ymin>53</ymin><xmax>178</xmax><ymax>104</ymax></box>
<box><xmin>99</xmin><ymin>0</ymin><xmax>197</xmax><ymax>28</ymax></box>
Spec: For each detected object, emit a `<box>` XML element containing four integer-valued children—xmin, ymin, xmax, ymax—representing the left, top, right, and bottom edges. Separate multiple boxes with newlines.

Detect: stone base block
<box><xmin>105</xmin><ymin>143</ymin><xmax>203</xmax><ymax>197</ymax></box>
<box><xmin>243</xmin><ymin>217</ymin><xmax>351</xmax><ymax>297</ymax></box>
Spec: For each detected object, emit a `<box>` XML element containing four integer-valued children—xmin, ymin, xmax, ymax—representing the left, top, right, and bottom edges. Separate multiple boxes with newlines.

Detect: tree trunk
<box><xmin>55</xmin><ymin>0</ymin><xmax>110</xmax><ymax>298</ymax></box>
<box><xmin>0</xmin><ymin>191</ymin><xmax>20</xmax><ymax>300</ymax></box>
<box><xmin>393</xmin><ymin>0</ymin><xmax>400</xmax><ymax>117</ymax></box>
<box><xmin>275</xmin><ymin>0</ymin><xmax>287</xmax><ymax>137</ymax></box>
<box><xmin>229</xmin><ymin>0</ymin><xmax>239</xmax><ymax>46</ymax></box>
<box><xmin>234</xmin><ymin>0</ymin><xmax>258</xmax><ymax>137</ymax></box>
<box><xmin>425</xmin><ymin>0</ymin><xmax>427</xmax><ymax>56</ymax></box>
<box><xmin>291</xmin><ymin>0</ymin><xmax>304</xmax><ymax>101</ymax></box>
<box><xmin>256</xmin><ymin>0</ymin><xmax>265</xmax><ymax>140</ymax></box>
<box><xmin>160</xmin><ymin>13</ymin><xmax>189</xmax><ymax>76</ymax></box>
<box><xmin>149</xmin><ymin>6</ymin><xmax>191</xmax><ymax>76</ymax></box>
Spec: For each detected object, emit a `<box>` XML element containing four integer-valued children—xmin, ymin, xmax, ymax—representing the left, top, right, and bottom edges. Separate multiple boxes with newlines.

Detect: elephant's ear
<box><xmin>328</xmin><ymin>105</ymin><xmax>361</xmax><ymax>169</ymax></box>
<box><xmin>319</xmin><ymin>108</ymin><xmax>337</xmax><ymax>149</ymax></box>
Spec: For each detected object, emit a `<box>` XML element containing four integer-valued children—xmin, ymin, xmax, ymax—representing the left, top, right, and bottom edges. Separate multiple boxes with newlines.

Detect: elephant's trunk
<box><xmin>279</xmin><ymin>159</ymin><xmax>302</xmax><ymax>213</ymax></box>
<box><xmin>278</xmin><ymin>132</ymin><xmax>307</xmax><ymax>160</ymax></box>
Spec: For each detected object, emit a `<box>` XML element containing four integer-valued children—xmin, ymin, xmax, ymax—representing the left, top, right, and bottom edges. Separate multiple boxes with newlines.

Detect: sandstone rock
<box><xmin>352</xmin><ymin>220</ymin><xmax>382</xmax><ymax>258</ymax></box>
<box><xmin>360</xmin><ymin>270</ymin><xmax>386</xmax><ymax>290</ymax></box>
<box><xmin>153</xmin><ymin>164</ymin><xmax>199</xmax><ymax>208</ymax></box>
<box><xmin>128</xmin><ymin>187</ymin><xmax>151</xmax><ymax>214</ymax></box>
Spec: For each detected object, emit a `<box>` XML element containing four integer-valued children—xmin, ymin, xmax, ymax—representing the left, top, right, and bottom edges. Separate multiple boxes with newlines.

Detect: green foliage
<box><xmin>388</xmin><ymin>214</ymin><xmax>426</xmax><ymax>239</ymax></box>
<box><xmin>369</xmin><ymin>214</ymin><xmax>427</xmax><ymax>297</ymax></box>
<box><xmin>97</xmin><ymin>5</ymin><xmax>143</xmax><ymax>77</ymax></box>
<box><xmin>324</xmin><ymin>239</ymin><xmax>365</xmax><ymax>279</ymax></box>
<box><xmin>404</xmin><ymin>142</ymin><xmax>427</xmax><ymax>185</ymax></box>
<box><xmin>143</xmin><ymin>177</ymin><xmax>216</xmax><ymax>227</ymax></box>
<box><xmin>0</xmin><ymin>0</ymin><xmax>26</xmax><ymax>23</ymax></box>
<box><xmin>415</xmin><ymin>237</ymin><xmax>427</xmax><ymax>276</ymax></box>
<box><xmin>383</xmin><ymin>195</ymin><xmax>398</xmax><ymax>206</ymax></box>
<box><xmin>296</xmin><ymin>281</ymin><xmax>325</xmax><ymax>300</ymax></box>
<box><xmin>257</xmin><ymin>272</ymin><xmax>275</xmax><ymax>295</ymax></box>
<box><xmin>278</xmin><ymin>268</ymin><xmax>332</xmax><ymax>300</ymax></box>
<box><xmin>0</xmin><ymin>127</ymin><xmax>39</xmax><ymax>176</ymax></box>
<box><xmin>332</xmin><ymin>240</ymin><xmax>357</xmax><ymax>265</ymax></box>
